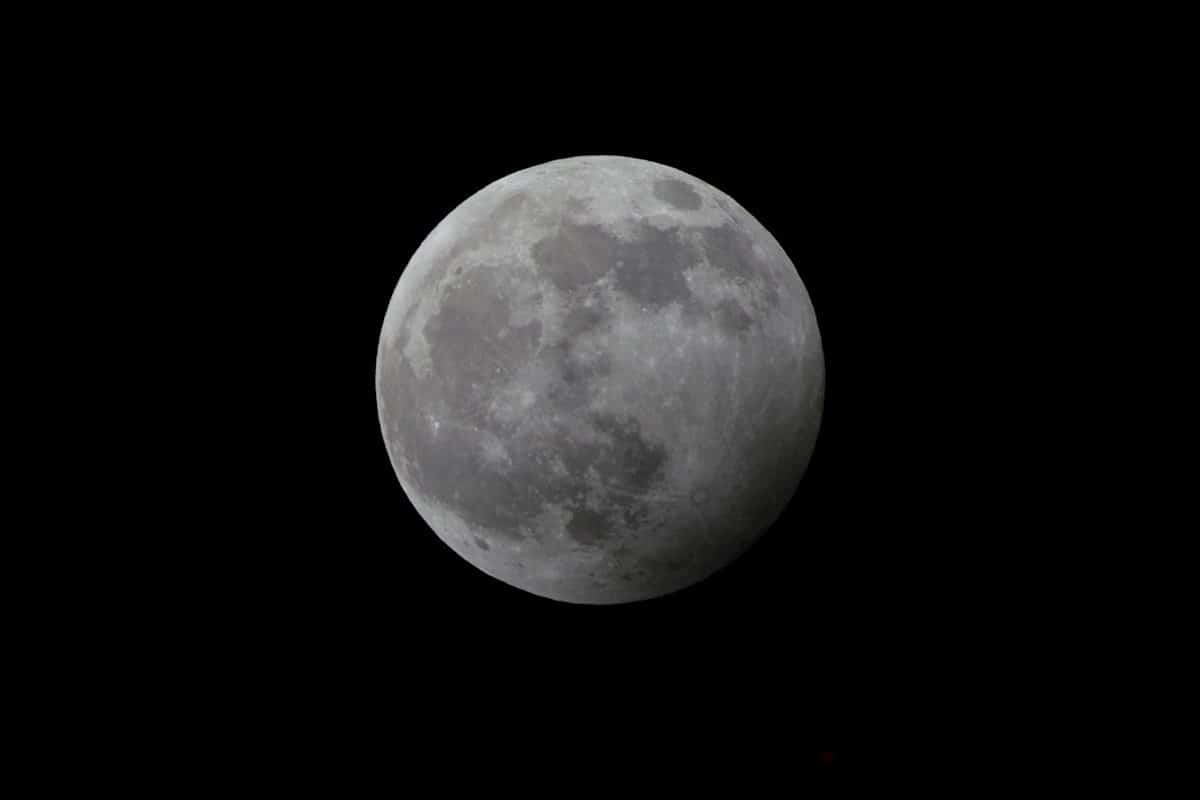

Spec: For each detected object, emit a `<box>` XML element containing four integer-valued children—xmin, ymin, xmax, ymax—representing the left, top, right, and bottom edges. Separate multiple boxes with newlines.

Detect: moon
<box><xmin>376</xmin><ymin>155</ymin><xmax>823</xmax><ymax>604</ymax></box>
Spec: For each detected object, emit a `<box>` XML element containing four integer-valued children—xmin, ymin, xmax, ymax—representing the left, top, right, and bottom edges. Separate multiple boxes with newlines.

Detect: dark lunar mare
<box><xmin>532</xmin><ymin>214</ymin><xmax>778</xmax><ymax>326</ymax></box>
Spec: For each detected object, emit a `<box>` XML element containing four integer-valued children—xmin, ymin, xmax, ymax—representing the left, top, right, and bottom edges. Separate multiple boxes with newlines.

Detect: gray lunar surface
<box><xmin>376</xmin><ymin>155</ymin><xmax>824</xmax><ymax>603</ymax></box>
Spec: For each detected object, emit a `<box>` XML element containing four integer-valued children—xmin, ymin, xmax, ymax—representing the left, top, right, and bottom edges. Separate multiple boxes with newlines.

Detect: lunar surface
<box><xmin>376</xmin><ymin>156</ymin><xmax>823</xmax><ymax>604</ymax></box>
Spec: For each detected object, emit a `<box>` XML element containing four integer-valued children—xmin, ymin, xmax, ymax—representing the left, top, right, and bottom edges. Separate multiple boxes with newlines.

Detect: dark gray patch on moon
<box><xmin>425</xmin><ymin>266</ymin><xmax>542</xmax><ymax>416</ymax></box>
<box><xmin>530</xmin><ymin>223</ymin><xmax>616</xmax><ymax>292</ymax></box>
<box><xmin>713</xmin><ymin>298</ymin><xmax>755</xmax><ymax>335</ymax></box>
<box><xmin>653</xmin><ymin>178</ymin><xmax>703</xmax><ymax>210</ymax></box>
<box><xmin>532</xmin><ymin>218</ymin><xmax>700</xmax><ymax>310</ymax></box>
<box><xmin>398</xmin><ymin>192</ymin><xmax>533</xmax><ymax>337</ymax></box>
<box><xmin>561</xmin><ymin>294</ymin><xmax>609</xmax><ymax>337</ymax></box>
<box><xmin>611</xmin><ymin>224</ymin><xmax>696</xmax><ymax>308</ymax></box>
<box><xmin>699</xmin><ymin>224</ymin><xmax>779</xmax><ymax>307</ymax></box>
<box><xmin>589</xmin><ymin>412</ymin><xmax>669</xmax><ymax>493</ymax></box>
<box><xmin>566</xmin><ymin>506</ymin><xmax>613</xmax><ymax>545</ymax></box>
<box><xmin>638</xmin><ymin>552</ymin><xmax>690</xmax><ymax>576</ymax></box>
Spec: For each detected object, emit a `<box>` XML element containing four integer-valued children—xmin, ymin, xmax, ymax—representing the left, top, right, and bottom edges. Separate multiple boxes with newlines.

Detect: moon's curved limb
<box><xmin>377</xmin><ymin>156</ymin><xmax>823</xmax><ymax>604</ymax></box>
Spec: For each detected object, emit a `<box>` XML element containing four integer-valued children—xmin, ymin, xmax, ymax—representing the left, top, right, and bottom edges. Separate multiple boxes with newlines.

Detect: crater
<box><xmin>653</xmin><ymin>178</ymin><xmax>703</xmax><ymax>211</ymax></box>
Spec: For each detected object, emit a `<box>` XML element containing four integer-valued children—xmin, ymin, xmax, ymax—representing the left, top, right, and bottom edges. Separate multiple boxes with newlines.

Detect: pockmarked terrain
<box><xmin>377</xmin><ymin>156</ymin><xmax>823</xmax><ymax>603</ymax></box>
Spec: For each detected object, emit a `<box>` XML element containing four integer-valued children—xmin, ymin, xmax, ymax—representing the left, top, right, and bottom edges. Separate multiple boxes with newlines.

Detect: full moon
<box><xmin>376</xmin><ymin>156</ymin><xmax>823</xmax><ymax>604</ymax></box>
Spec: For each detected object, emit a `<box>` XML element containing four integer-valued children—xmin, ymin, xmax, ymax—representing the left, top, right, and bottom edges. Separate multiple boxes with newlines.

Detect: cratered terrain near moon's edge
<box><xmin>376</xmin><ymin>156</ymin><xmax>824</xmax><ymax>604</ymax></box>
